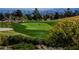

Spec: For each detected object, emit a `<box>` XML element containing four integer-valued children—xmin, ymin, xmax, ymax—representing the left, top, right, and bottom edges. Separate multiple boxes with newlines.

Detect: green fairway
<box><xmin>11</xmin><ymin>23</ymin><xmax>53</xmax><ymax>39</ymax></box>
<box><xmin>0</xmin><ymin>20</ymin><xmax>57</xmax><ymax>39</ymax></box>
<box><xmin>21</xmin><ymin>23</ymin><xmax>51</xmax><ymax>30</ymax></box>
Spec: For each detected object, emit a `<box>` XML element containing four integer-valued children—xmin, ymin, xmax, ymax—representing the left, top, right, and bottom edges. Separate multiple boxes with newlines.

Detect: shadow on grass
<box><xmin>11</xmin><ymin>23</ymin><xmax>27</xmax><ymax>34</ymax></box>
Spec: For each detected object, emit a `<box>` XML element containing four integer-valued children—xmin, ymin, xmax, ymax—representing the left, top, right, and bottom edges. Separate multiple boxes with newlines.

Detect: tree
<box><xmin>4</xmin><ymin>13</ymin><xmax>10</xmax><ymax>19</ymax></box>
<box><xmin>0</xmin><ymin>13</ymin><xmax>4</xmax><ymax>21</ymax></box>
<box><xmin>64</xmin><ymin>8</ymin><xmax>73</xmax><ymax>17</ymax></box>
<box><xmin>48</xmin><ymin>14</ymin><xmax>54</xmax><ymax>20</ymax></box>
<box><xmin>14</xmin><ymin>9</ymin><xmax>23</xmax><ymax>17</ymax></box>
<box><xmin>26</xmin><ymin>14</ymin><xmax>32</xmax><ymax>20</ymax></box>
<box><xmin>32</xmin><ymin>8</ymin><xmax>42</xmax><ymax>20</ymax></box>
<box><xmin>43</xmin><ymin>14</ymin><xmax>48</xmax><ymax>20</ymax></box>
<box><xmin>12</xmin><ymin>10</ymin><xmax>23</xmax><ymax>21</ymax></box>
<box><xmin>73</xmin><ymin>10</ymin><xmax>79</xmax><ymax>16</ymax></box>
<box><xmin>54</xmin><ymin>12</ymin><xmax>59</xmax><ymax>19</ymax></box>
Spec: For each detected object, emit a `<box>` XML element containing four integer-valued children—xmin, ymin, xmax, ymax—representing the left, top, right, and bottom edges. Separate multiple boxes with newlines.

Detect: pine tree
<box><xmin>14</xmin><ymin>10</ymin><xmax>23</xmax><ymax>17</ymax></box>
<box><xmin>64</xmin><ymin>8</ymin><xmax>73</xmax><ymax>17</ymax></box>
<box><xmin>54</xmin><ymin>12</ymin><xmax>59</xmax><ymax>19</ymax></box>
<box><xmin>32</xmin><ymin>8</ymin><xmax>42</xmax><ymax>20</ymax></box>
<box><xmin>0</xmin><ymin>13</ymin><xmax>4</xmax><ymax>21</ymax></box>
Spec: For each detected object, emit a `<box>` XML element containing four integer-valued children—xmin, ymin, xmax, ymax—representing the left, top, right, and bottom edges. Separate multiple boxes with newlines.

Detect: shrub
<box><xmin>64</xmin><ymin>44</ymin><xmax>79</xmax><ymax>50</ymax></box>
<box><xmin>0</xmin><ymin>35</ymin><xmax>8</xmax><ymax>45</ymax></box>
<box><xmin>11</xmin><ymin>43</ymin><xmax>36</xmax><ymax>50</ymax></box>
<box><xmin>2</xmin><ymin>34</ymin><xmax>47</xmax><ymax>46</ymax></box>
<box><xmin>23</xmin><ymin>37</ymin><xmax>47</xmax><ymax>45</ymax></box>
<box><xmin>2</xmin><ymin>35</ymin><xmax>25</xmax><ymax>46</ymax></box>
<box><xmin>48</xmin><ymin>19</ymin><xmax>79</xmax><ymax>48</ymax></box>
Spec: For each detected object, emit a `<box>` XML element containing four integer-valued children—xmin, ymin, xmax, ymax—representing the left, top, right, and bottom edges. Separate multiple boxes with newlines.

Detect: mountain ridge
<box><xmin>0</xmin><ymin>8</ymin><xmax>79</xmax><ymax>15</ymax></box>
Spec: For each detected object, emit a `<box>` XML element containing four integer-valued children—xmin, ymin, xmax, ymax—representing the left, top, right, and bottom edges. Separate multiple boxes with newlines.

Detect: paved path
<box><xmin>0</xmin><ymin>28</ymin><xmax>13</xmax><ymax>31</ymax></box>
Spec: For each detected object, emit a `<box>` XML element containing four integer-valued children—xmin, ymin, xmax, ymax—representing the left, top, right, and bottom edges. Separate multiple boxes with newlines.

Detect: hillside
<box><xmin>59</xmin><ymin>16</ymin><xmax>79</xmax><ymax>20</ymax></box>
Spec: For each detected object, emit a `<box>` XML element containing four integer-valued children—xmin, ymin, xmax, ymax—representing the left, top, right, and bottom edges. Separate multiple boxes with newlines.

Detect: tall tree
<box><xmin>0</xmin><ymin>13</ymin><xmax>4</xmax><ymax>21</ymax></box>
<box><xmin>13</xmin><ymin>9</ymin><xmax>23</xmax><ymax>21</ymax></box>
<box><xmin>43</xmin><ymin>14</ymin><xmax>48</xmax><ymax>20</ymax></box>
<box><xmin>73</xmin><ymin>10</ymin><xmax>79</xmax><ymax>16</ymax></box>
<box><xmin>64</xmin><ymin>8</ymin><xmax>73</xmax><ymax>17</ymax></box>
<box><xmin>26</xmin><ymin>14</ymin><xmax>32</xmax><ymax>20</ymax></box>
<box><xmin>32</xmin><ymin>8</ymin><xmax>42</xmax><ymax>20</ymax></box>
<box><xmin>54</xmin><ymin>12</ymin><xmax>59</xmax><ymax>19</ymax></box>
<box><xmin>14</xmin><ymin>9</ymin><xmax>23</xmax><ymax>17</ymax></box>
<box><xmin>4</xmin><ymin>13</ymin><xmax>10</xmax><ymax>19</ymax></box>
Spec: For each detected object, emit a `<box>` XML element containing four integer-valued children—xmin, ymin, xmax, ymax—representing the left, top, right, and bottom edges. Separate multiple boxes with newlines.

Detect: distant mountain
<box><xmin>0</xmin><ymin>8</ymin><xmax>79</xmax><ymax>15</ymax></box>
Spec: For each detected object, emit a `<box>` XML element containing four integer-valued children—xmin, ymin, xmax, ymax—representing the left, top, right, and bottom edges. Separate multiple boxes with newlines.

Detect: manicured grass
<box><xmin>11</xmin><ymin>23</ymin><xmax>52</xmax><ymax>39</ymax></box>
<box><xmin>21</xmin><ymin>23</ymin><xmax>51</xmax><ymax>30</ymax></box>
<box><xmin>0</xmin><ymin>20</ymin><xmax>57</xmax><ymax>39</ymax></box>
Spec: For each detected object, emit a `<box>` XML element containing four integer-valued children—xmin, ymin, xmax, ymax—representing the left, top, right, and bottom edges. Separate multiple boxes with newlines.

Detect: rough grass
<box><xmin>0</xmin><ymin>31</ymin><xmax>20</xmax><ymax>37</ymax></box>
<box><xmin>0</xmin><ymin>22</ymin><xmax>12</xmax><ymax>28</ymax></box>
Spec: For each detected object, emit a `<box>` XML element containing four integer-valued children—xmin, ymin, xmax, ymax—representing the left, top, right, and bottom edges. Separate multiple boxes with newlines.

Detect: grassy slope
<box><xmin>0</xmin><ymin>31</ymin><xmax>20</xmax><ymax>38</ymax></box>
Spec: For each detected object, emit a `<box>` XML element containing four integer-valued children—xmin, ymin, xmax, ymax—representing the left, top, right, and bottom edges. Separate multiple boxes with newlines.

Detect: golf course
<box><xmin>0</xmin><ymin>20</ymin><xmax>57</xmax><ymax>39</ymax></box>
<box><xmin>0</xmin><ymin>8</ymin><xmax>79</xmax><ymax>50</ymax></box>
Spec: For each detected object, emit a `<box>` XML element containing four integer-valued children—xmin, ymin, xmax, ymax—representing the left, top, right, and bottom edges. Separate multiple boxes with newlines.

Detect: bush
<box><xmin>11</xmin><ymin>43</ymin><xmax>36</xmax><ymax>50</ymax></box>
<box><xmin>48</xmin><ymin>19</ymin><xmax>79</xmax><ymax>48</ymax></box>
<box><xmin>2</xmin><ymin>35</ymin><xmax>25</xmax><ymax>46</ymax></box>
<box><xmin>2</xmin><ymin>34</ymin><xmax>47</xmax><ymax>46</ymax></box>
<box><xmin>0</xmin><ymin>36</ymin><xmax>8</xmax><ymax>45</ymax></box>
<box><xmin>64</xmin><ymin>44</ymin><xmax>79</xmax><ymax>50</ymax></box>
<box><xmin>23</xmin><ymin>37</ymin><xmax>48</xmax><ymax>45</ymax></box>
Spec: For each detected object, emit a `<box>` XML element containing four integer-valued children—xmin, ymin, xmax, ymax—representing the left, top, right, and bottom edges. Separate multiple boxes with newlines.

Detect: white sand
<box><xmin>0</xmin><ymin>28</ymin><xmax>13</xmax><ymax>31</ymax></box>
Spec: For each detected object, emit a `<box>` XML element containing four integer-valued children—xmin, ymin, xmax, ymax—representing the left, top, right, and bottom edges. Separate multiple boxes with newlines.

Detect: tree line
<box><xmin>0</xmin><ymin>8</ymin><xmax>79</xmax><ymax>21</ymax></box>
